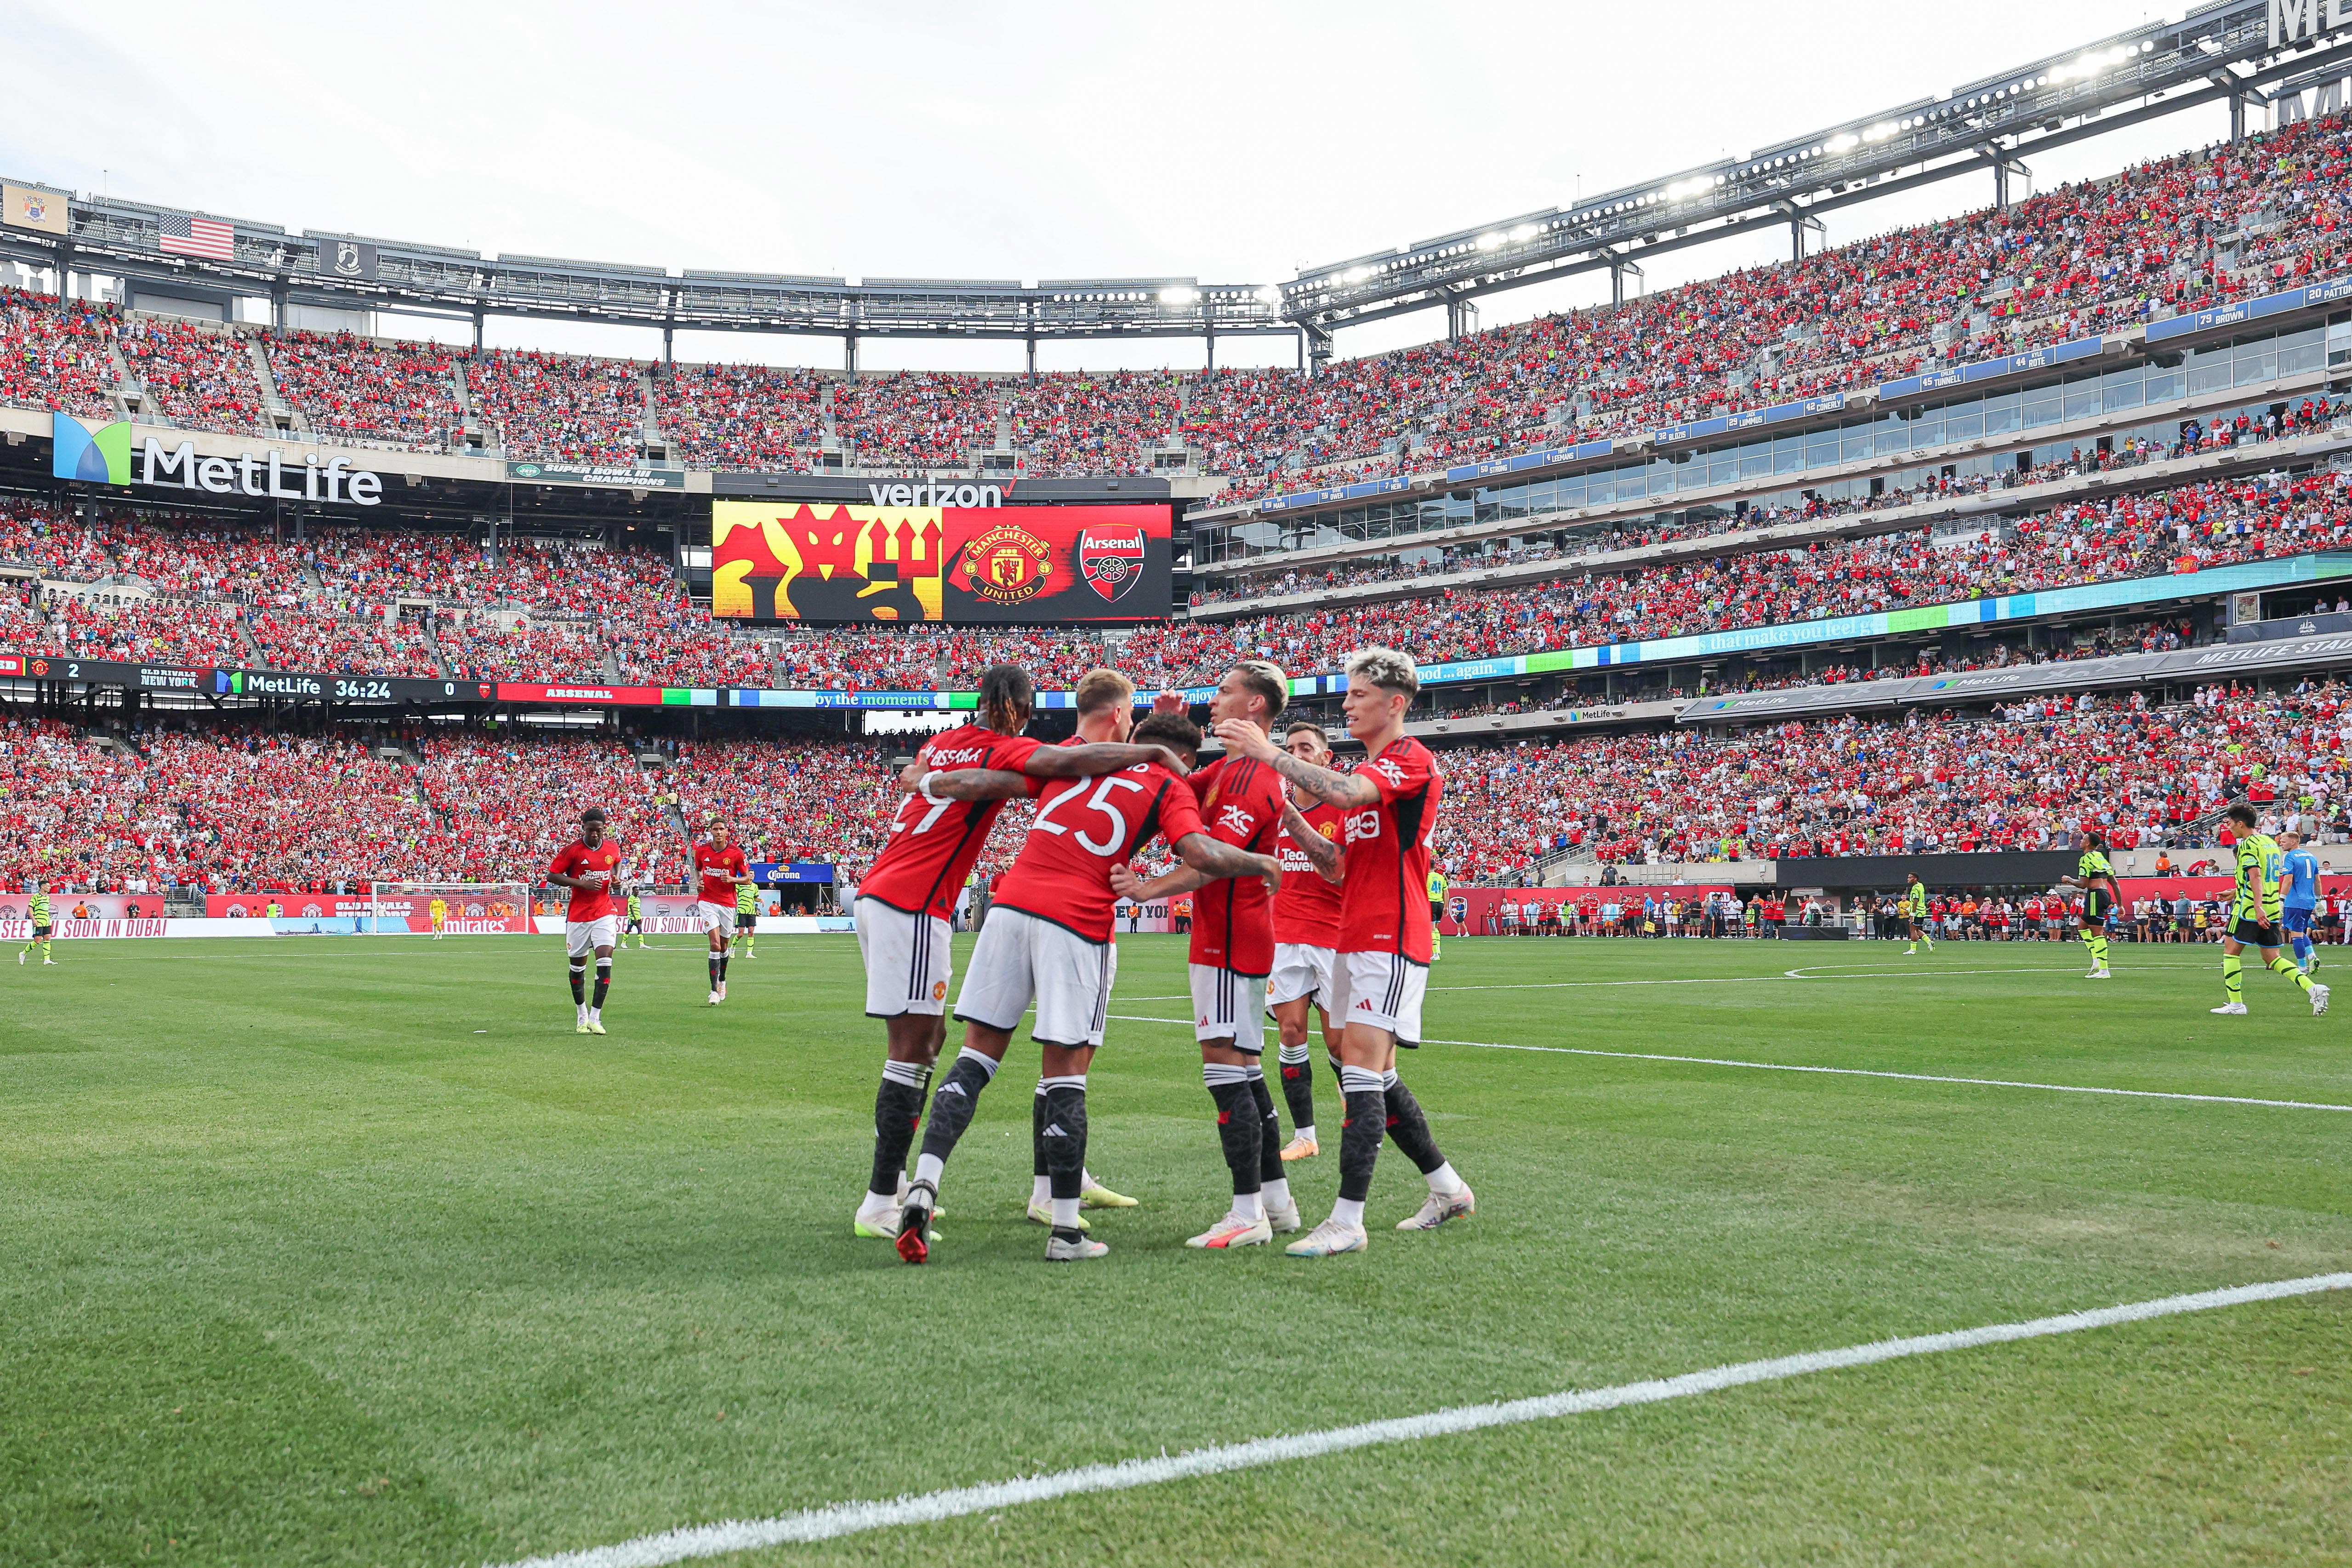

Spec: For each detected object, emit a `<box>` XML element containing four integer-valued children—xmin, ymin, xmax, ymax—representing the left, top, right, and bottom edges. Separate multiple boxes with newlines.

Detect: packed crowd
<box><xmin>8</xmin><ymin>677</ymin><xmax>2347</xmax><ymax>894</ymax></box>
<box><xmin>1</xmin><ymin>113</ymin><xmax>2347</xmax><ymax>486</ymax></box>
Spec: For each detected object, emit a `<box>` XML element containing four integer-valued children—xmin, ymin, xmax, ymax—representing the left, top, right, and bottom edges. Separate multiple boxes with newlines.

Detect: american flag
<box><xmin>158</xmin><ymin>212</ymin><xmax>234</xmax><ymax>260</ymax></box>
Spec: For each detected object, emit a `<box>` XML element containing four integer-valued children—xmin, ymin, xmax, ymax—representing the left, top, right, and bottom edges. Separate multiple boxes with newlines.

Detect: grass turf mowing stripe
<box><xmin>1095</xmin><ymin>1014</ymin><xmax>2352</xmax><ymax>1112</ymax></box>
<box><xmin>486</xmin><ymin>1273</ymin><xmax>2352</xmax><ymax>1568</ymax></box>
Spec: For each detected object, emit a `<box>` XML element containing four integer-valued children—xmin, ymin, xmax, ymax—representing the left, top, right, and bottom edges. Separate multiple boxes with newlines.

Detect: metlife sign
<box><xmin>52</xmin><ymin>413</ymin><xmax>384</xmax><ymax>506</ymax></box>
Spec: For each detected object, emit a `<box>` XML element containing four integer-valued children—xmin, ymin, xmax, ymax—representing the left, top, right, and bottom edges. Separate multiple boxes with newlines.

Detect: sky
<box><xmin>0</xmin><ymin>0</ymin><xmax>2244</xmax><ymax>374</ymax></box>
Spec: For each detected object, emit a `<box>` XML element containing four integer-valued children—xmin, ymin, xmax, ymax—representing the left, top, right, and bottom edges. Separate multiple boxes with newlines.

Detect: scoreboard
<box><xmin>709</xmin><ymin>499</ymin><xmax>1173</xmax><ymax>626</ymax></box>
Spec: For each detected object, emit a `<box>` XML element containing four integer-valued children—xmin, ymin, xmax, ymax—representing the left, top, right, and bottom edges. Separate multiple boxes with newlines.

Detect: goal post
<box><xmin>367</xmin><ymin>882</ymin><xmax>533</xmax><ymax>935</ymax></box>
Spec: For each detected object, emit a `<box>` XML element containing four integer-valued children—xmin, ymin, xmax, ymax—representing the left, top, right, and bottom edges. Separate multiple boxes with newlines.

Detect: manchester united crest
<box><xmin>957</xmin><ymin>521</ymin><xmax>1054</xmax><ymax>606</ymax></box>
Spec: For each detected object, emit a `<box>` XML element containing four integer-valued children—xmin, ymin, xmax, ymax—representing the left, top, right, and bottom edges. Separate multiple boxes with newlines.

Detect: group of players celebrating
<box><xmin>847</xmin><ymin>648</ymin><xmax>1473</xmax><ymax>1263</ymax></box>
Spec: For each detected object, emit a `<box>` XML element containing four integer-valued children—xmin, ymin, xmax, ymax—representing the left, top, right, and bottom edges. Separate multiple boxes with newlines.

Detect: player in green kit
<box><xmin>1426</xmin><ymin>867</ymin><xmax>1447</xmax><ymax>962</ymax></box>
<box><xmin>2061</xmin><ymin>832</ymin><xmax>2119</xmax><ymax>980</ymax></box>
<box><xmin>1900</xmin><ymin>874</ymin><xmax>1933</xmax><ymax>954</ymax></box>
<box><xmin>624</xmin><ymin>889</ymin><xmax>645</xmax><ymax>948</ymax></box>
<box><xmin>733</xmin><ymin>876</ymin><xmax>758</xmax><ymax>957</ymax></box>
<box><xmin>2212</xmin><ymin>804</ymin><xmax>2329</xmax><ymax>1016</ymax></box>
<box><xmin>18</xmin><ymin>885</ymin><xmax>54</xmax><ymax>964</ymax></box>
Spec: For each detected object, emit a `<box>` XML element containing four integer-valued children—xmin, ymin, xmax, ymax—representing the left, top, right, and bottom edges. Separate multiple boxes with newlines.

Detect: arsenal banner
<box><xmin>711</xmin><ymin>501</ymin><xmax>1171</xmax><ymax>625</ymax></box>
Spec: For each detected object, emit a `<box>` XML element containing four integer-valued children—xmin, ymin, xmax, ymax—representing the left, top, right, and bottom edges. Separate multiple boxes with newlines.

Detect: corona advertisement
<box><xmin>710</xmin><ymin>500</ymin><xmax>1171</xmax><ymax>625</ymax></box>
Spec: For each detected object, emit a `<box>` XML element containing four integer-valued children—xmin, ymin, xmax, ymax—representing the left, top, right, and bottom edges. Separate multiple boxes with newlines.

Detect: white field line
<box><xmin>485</xmin><ymin>1272</ymin><xmax>2352</xmax><ymax>1568</ymax></box>
<box><xmin>1096</xmin><ymin>1015</ymin><xmax>2352</xmax><ymax>1112</ymax></box>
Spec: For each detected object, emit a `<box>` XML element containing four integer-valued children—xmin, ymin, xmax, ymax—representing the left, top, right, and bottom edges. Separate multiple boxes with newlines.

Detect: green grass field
<box><xmin>4</xmin><ymin>931</ymin><xmax>2350</xmax><ymax>1567</ymax></box>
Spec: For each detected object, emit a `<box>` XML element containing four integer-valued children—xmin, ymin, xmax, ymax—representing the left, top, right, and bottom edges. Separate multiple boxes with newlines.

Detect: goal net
<box><xmin>367</xmin><ymin>882</ymin><xmax>533</xmax><ymax>935</ymax></box>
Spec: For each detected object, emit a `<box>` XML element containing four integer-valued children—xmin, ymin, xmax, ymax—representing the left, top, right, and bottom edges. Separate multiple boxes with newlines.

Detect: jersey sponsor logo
<box><xmin>1344</xmin><ymin>809</ymin><xmax>1382</xmax><ymax>843</ymax></box>
<box><xmin>1216</xmin><ymin>803</ymin><xmax>1257</xmax><ymax>836</ymax></box>
<box><xmin>924</xmin><ymin>743</ymin><xmax>991</xmax><ymax>767</ymax></box>
<box><xmin>1367</xmin><ymin>756</ymin><xmax>1407</xmax><ymax>786</ymax></box>
<box><xmin>957</xmin><ymin>520</ymin><xmax>1054</xmax><ymax>605</ymax></box>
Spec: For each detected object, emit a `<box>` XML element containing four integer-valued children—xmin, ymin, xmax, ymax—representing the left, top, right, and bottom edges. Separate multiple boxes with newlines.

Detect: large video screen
<box><xmin>711</xmin><ymin>500</ymin><xmax>1171</xmax><ymax>625</ymax></box>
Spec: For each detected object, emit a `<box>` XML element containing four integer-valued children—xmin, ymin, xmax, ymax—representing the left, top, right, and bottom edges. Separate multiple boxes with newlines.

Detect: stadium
<box><xmin>6</xmin><ymin>0</ymin><xmax>2352</xmax><ymax>1561</ymax></box>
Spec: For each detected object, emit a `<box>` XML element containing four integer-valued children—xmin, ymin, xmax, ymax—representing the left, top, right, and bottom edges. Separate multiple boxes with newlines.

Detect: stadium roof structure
<box><xmin>1280</xmin><ymin>0</ymin><xmax>2352</xmax><ymax>348</ymax></box>
<box><xmin>4</xmin><ymin>0</ymin><xmax>2352</xmax><ymax>368</ymax></box>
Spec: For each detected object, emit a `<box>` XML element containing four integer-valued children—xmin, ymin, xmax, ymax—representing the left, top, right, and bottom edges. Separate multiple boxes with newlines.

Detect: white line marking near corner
<box><xmin>484</xmin><ymin>1273</ymin><xmax>2352</xmax><ymax>1568</ymax></box>
<box><xmin>1095</xmin><ymin>1015</ymin><xmax>2352</xmax><ymax>1112</ymax></box>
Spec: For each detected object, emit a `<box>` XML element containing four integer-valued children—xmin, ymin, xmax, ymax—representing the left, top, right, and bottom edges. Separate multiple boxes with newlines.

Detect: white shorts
<box><xmin>695</xmin><ymin>899</ymin><xmax>735</xmax><ymax>935</ymax></box>
<box><xmin>565</xmin><ymin>915</ymin><xmax>619</xmax><ymax>957</ymax></box>
<box><xmin>1190</xmin><ymin>962</ymin><xmax>1269</xmax><ymax>1048</ymax></box>
<box><xmin>954</xmin><ymin>907</ymin><xmax>1113</xmax><ymax>1047</ymax></box>
<box><xmin>1267</xmin><ymin>942</ymin><xmax>1335</xmax><ymax>1011</ymax></box>
<box><xmin>857</xmin><ymin>897</ymin><xmax>952</xmax><ymax>1018</ymax></box>
<box><xmin>1329</xmin><ymin>948</ymin><xmax>1428</xmax><ymax>1046</ymax></box>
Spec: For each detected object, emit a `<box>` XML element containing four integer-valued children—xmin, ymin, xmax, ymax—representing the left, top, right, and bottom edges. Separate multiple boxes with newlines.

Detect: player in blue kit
<box><xmin>2280</xmin><ymin>831</ymin><xmax>2323</xmax><ymax>974</ymax></box>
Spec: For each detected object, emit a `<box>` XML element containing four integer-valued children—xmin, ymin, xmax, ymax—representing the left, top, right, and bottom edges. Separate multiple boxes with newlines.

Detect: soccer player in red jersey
<box><xmin>547</xmin><ymin>806</ymin><xmax>624</xmax><ymax>1035</ymax></box>
<box><xmin>1111</xmin><ymin>662</ymin><xmax>1306</xmax><ymax>1249</ymax></box>
<box><xmin>1266</xmin><ymin>720</ymin><xmax>1346</xmax><ymax>1162</ymax></box>
<box><xmin>691</xmin><ymin>824</ymin><xmax>750</xmax><ymax>1004</ymax></box>
<box><xmin>1216</xmin><ymin>646</ymin><xmax>1474</xmax><ymax>1257</ymax></box>
<box><xmin>849</xmin><ymin>664</ymin><xmax>1191</xmax><ymax>1241</ymax></box>
<box><xmin>894</xmin><ymin>675</ymin><xmax>1279</xmax><ymax>1264</ymax></box>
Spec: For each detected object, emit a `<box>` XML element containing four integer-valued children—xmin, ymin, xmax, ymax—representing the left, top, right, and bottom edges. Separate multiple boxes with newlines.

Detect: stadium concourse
<box><xmin>4</xmin><ymin>679</ymin><xmax>2346</xmax><ymax>896</ymax></box>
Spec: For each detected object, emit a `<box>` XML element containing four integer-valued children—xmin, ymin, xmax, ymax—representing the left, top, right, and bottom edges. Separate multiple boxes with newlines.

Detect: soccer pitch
<box><xmin>5</xmin><ymin>934</ymin><xmax>2349</xmax><ymax>1567</ymax></box>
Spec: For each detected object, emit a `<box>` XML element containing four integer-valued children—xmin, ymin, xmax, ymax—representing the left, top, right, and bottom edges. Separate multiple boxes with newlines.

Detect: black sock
<box><xmin>1033</xmin><ymin>1084</ymin><xmax>1049</xmax><ymax>1182</ymax></box>
<box><xmin>869</xmin><ymin>1061</ymin><xmax>929</xmax><ymax>1198</ymax></box>
<box><xmin>1041</xmin><ymin>1077</ymin><xmax>1088</xmax><ymax>1239</ymax></box>
<box><xmin>918</xmin><ymin>1050</ymin><xmax>998</xmax><ymax>1167</ymax></box>
<box><xmin>1381</xmin><ymin>1073</ymin><xmax>1446</xmax><ymax>1176</ymax></box>
<box><xmin>1205</xmin><ymin>1072</ymin><xmax>1261</xmax><ymax>1198</ymax></box>
<box><xmin>1326</xmin><ymin>1052</ymin><xmax>1346</xmax><ymax>1093</ymax></box>
<box><xmin>1278</xmin><ymin>1047</ymin><xmax>1316</xmax><ymax>1137</ymax></box>
<box><xmin>1337</xmin><ymin>1081</ymin><xmax>1387</xmax><ymax>1203</ymax></box>
<box><xmin>708</xmin><ymin>955</ymin><xmax>721</xmax><ymax>992</ymax></box>
<box><xmin>592</xmin><ymin>959</ymin><xmax>611</xmax><ymax>1011</ymax></box>
<box><xmin>1248</xmin><ymin>1069</ymin><xmax>1284</xmax><ymax>1187</ymax></box>
<box><xmin>718</xmin><ymin>953</ymin><xmax>730</xmax><ymax>982</ymax></box>
<box><xmin>569</xmin><ymin>960</ymin><xmax>586</xmax><ymax>1005</ymax></box>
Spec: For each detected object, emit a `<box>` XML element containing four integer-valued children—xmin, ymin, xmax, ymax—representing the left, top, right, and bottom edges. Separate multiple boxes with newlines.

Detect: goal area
<box><xmin>367</xmin><ymin>882</ymin><xmax>533</xmax><ymax>935</ymax></box>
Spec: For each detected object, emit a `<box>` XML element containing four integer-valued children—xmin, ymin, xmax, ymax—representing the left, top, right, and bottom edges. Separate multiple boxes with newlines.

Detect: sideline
<box><xmin>486</xmin><ymin>1273</ymin><xmax>2352</xmax><ymax>1567</ymax></box>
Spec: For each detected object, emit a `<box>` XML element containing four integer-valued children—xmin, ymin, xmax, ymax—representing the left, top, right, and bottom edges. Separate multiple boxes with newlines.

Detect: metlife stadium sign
<box><xmin>52</xmin><ymin>413</ymin><xmax>384</xmax><ymax>506</ymax></box>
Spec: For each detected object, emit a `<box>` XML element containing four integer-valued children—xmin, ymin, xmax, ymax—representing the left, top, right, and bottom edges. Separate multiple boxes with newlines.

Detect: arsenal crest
<box><xmin>1078</xmin><ymin>523</ymin><xmax>1147</xmax><ymax>604</ymax></box>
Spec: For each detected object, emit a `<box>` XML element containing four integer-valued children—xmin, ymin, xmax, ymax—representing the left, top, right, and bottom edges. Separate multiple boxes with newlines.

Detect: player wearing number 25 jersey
<box><xmin>893</xmin><ymin>681</ymin><xmax>1280</xmax><ymax>1265</ymax></box>
<box><xmin>850</xmin><ymin>665</ymin><xmax>1198</xmax><ymax>1244</ymax></box>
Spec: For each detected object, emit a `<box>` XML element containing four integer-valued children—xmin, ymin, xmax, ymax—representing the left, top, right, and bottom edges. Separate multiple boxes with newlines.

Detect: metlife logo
<box><xmin>216</xmin><ymin>670</ymin><xmax>326</xmax><ymax>698</ymax></box>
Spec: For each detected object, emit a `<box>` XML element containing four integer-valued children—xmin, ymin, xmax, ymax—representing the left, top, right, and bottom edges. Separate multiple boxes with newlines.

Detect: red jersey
<box><xmin>694</xmin><ymin>843</ymin><xmax>749</xmax><ymax>906</ymax></box>
<box><xmin>1184</xmin><ymin>754</ymin><xmax>1285</xmax><ymax>976</ymax></box>
<box><xmin>1274</xmin><ymin>799</ymin><xmax>1345</xmax><ymax>948</ymax></box>
<box><xmin>858</xmin><ymin>723</ymin><xmax>1043</xmax><ymax>921</ymax></box>
<box><xmin>994</xmin><ymin>758</ymin><xmax>1206</xmax><ymax>944</ymax></box>
<box><xmin>549</xmin><ymin>838</ymin><xmax>623</xmax><ymax>922</ymax></box>
<box><xmin>1338</xmin><ymin>736</ymin><xmax>1442</xmax><ymax>962</ymax></box>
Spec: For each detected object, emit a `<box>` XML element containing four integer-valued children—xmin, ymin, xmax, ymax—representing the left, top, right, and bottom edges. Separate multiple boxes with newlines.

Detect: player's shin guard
<box><xmin>1203</xmin><ymin>1064</ymin><xmax>1261</xmax><ymax>1198</ymax></box>
<box><xmin>592</xmin><ymin>959</ymin><xmax>611</xmax><ymax>1011</ymax></box>
<box><xmin>915</xmin><ymin>1047</ymin><xmax>999</xmax><ymax>1176</ymax></box>
<box><xmin>869</xmin><ymin>1059</ymin><xmax>930</xmax><ymax>1200</ymax></box>
<box><xmin>2294</xmin><ymin>930</ymin><xmax>2315</xmax><ymax>969</ymax></box>
<box><xmin>1378</xmin><ymin>1070</ymin><xmax>1448</xmax><ymax>1178</ymax></box>
<box><xmin>1039</xmin><ymin>1075</ymin><xmax>1089</xmax><ymax>1237</ymax></box>
<box><xmin>1336</xmin><ymin>1065</ymin><xmax>1388</xmax><ymax>1207</ymax></box>
<box><xmin>1277</xmin><ymin>1043</ymin><xmax>1315</xmax><ymax>1135</ymax></box>
<box><xmin>1246</xmin><ymin>1068</ymin><xmax>1284</xmax><ymax>1187</ymax></box>
<box><xmin>568</xmin><ymin>958</ymin><xmax>587</xmax><ymax>1005</ymax></box>
<box><xmin>2222</xmin><ymin>952</ymin><xmax>2245</xmax><ymax>1005</ymax></box>
<box><xmin>2269</xmin><ymin>953</ymin><xmax>2317</xmax><ymax>994</ymax></box>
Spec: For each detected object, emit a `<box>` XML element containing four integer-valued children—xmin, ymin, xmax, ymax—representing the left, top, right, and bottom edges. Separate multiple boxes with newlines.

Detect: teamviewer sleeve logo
<box><xmin>1077</xmin><ymin>525</ymin><xmax>1147</xmax><ymax>604</ymax></box>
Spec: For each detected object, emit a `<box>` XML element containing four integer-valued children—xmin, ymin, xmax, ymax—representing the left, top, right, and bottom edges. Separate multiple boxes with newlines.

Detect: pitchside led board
<box><xmin>710</xmin><ymin>499</ymin><xmax>1172</xmax><ymax>625</ymax></box>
